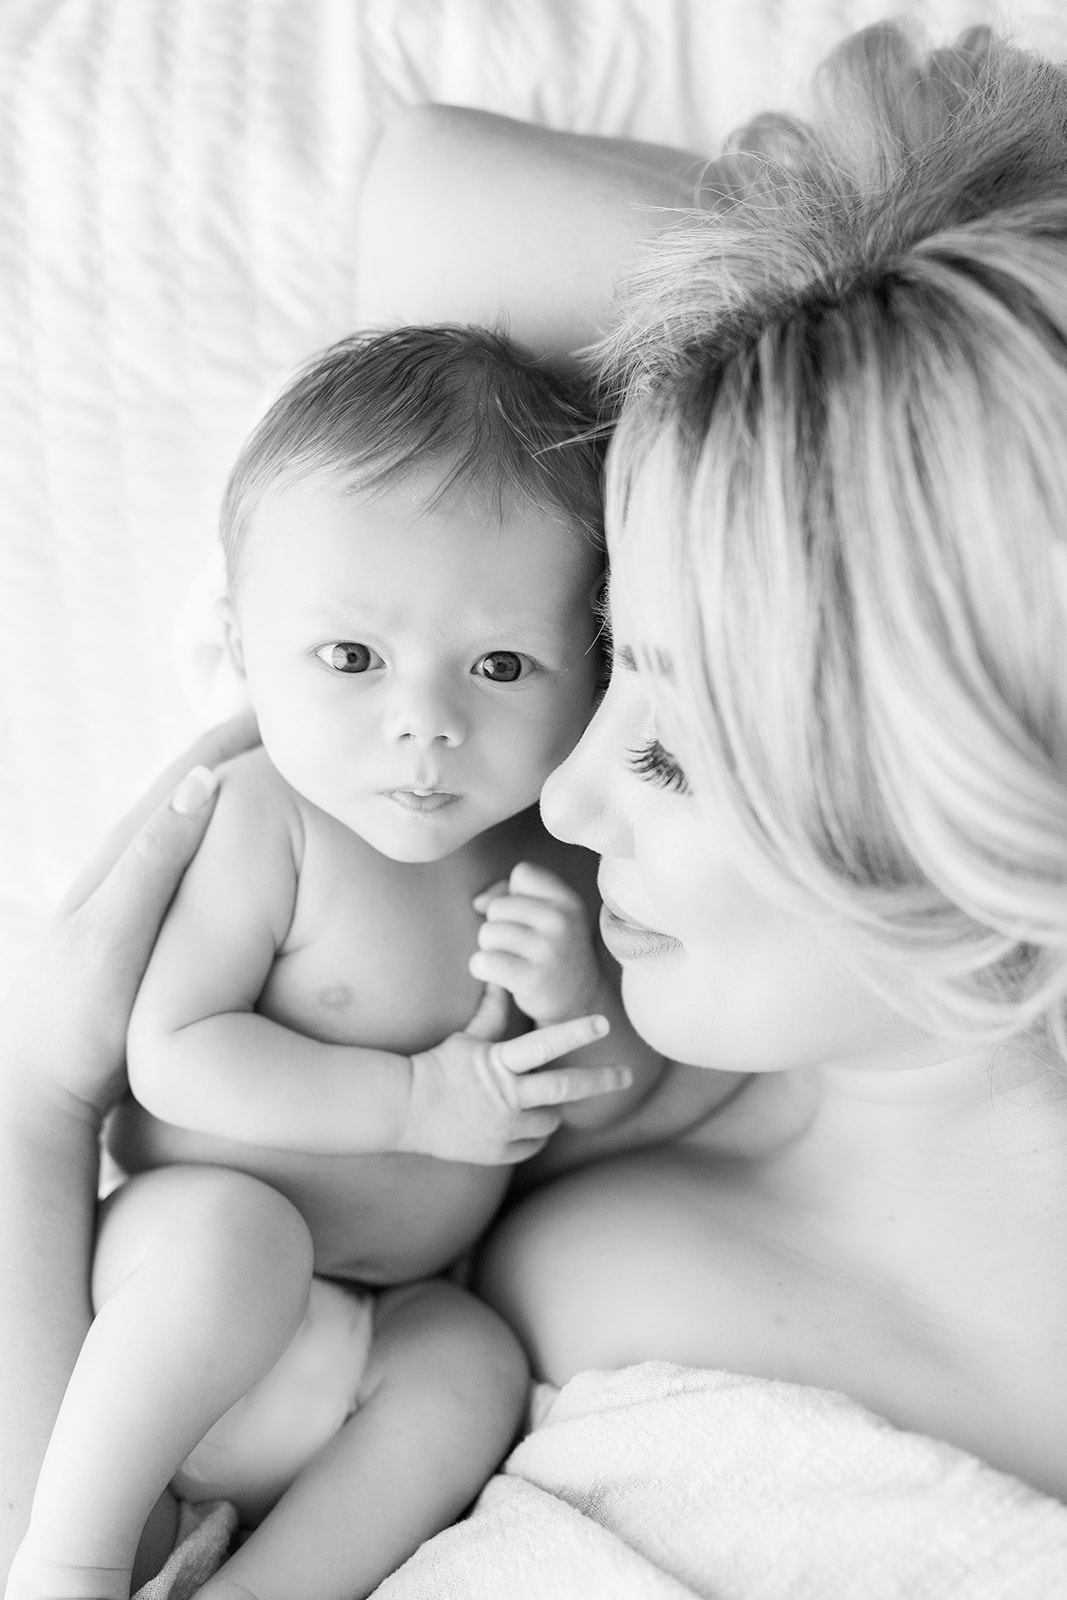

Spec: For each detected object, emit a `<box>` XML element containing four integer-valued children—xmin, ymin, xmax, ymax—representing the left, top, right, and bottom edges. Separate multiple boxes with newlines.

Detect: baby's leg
<box><xmin>195</xmin><ymin>1278</ymin><xmax>529</xmax><ymax>1600</ymax></box>
<box><xmin>7</xmin><ymin>1165</ymin><xmax>313</xmax><ymax>1600</ymax></box>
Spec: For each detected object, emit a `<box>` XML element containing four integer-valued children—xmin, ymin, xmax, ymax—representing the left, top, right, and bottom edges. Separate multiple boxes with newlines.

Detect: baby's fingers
<box><xmin>491</xmin><ymin>1014</ymin><xmax>608</xmax><ymax>1074</ymax></box>
<box><xmin>463</xmin><ymin>982</ymin><xmax>511</xmax><ymax>1042</ymax></box>
<box><xmin>512</xmin><ymin>1061</ymin><xmax>633</xmax><ymax>1110</ymax></box>
<box><xmin>471</xmin><ymin>878</ymin><xmax>510</xmax><ymax>915</ymax></box>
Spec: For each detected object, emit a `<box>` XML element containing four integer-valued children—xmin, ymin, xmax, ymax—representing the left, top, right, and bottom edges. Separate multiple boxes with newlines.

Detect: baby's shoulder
<box><xmin>215</xmin><ymin>745</ymin><xmax>296</xmax><ymax>814</ymax></box>
<box><xmin>206</xmin><ymin>745</ymin><xmax>304</xmax><ymax>863</ymax></box>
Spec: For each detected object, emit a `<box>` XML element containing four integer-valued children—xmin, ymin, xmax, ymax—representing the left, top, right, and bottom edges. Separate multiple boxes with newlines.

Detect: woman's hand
<box><xmin>0</xmin><ymin>714</ymin><xmax>258</xmax><ymax>1125</ymax></box>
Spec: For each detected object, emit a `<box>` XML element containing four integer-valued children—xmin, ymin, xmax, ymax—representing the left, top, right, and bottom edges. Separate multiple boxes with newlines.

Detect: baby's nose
<box><xmin>386</xmin><ymin>681</ymin><xmax>466</xmax><ymax>747</ymax></box>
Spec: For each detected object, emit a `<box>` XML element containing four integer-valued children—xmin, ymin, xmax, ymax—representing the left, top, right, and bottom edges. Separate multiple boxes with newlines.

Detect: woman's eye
<box><xmin>627</xmin><ymin>737</ymin><xmax>690</xmax><ymax>795</ymax></box>
<box><xmin>474</xmin><ymin>651</ymin><xmax>527</xmax><ymax>684</ymax></box>
<box><xmin>315</xmin><ymin>642</ymin><xmax>378</xmax><ymax>674</ymax></box>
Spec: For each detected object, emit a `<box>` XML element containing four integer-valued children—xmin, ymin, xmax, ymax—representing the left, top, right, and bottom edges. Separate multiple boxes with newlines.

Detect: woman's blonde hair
<box><xmin>601</xmin><ymin>23</ymin><xmax>1067</xmax><ymax>1063</ymax></box>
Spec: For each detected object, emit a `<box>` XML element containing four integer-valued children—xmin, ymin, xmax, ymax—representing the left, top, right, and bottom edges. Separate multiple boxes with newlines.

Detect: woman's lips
<box><xmin>598</xmin><ymin>887</ymin><xmax>683</xmax><ymax>960</ymax></box>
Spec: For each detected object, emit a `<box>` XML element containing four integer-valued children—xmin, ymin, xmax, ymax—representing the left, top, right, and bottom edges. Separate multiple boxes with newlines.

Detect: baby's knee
<box><xmin>95</xmin><ymin>1166</ymin><xmax>313</xmax><ymax>1325</ymax></box>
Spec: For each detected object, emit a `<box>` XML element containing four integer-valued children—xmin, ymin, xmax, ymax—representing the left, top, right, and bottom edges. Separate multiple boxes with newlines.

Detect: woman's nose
<box><xmin>540</xmin><ymin>698</ymin><xmax>626</xmax><ymax>855</ymax></box>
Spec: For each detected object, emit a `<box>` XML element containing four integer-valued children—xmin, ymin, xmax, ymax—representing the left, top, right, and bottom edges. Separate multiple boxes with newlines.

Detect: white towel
<box><xmin>379</xmin><ymin>1363</ymin><xmax>1067</xmax><ymax>1599</ymax></box>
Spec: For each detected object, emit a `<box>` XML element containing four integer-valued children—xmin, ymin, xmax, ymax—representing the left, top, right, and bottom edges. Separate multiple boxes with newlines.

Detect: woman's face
<box><xmin>539</xmin><ymin>545</ymin><xmax>923</xmax><ymax>1074</ymax></box>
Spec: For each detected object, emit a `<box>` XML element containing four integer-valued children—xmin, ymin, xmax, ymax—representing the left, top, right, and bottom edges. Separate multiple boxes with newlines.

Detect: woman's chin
<box><xmin>619</xmin><ymin>970</ymin><xmax>708</xmax><ymax>1068</ymax></box>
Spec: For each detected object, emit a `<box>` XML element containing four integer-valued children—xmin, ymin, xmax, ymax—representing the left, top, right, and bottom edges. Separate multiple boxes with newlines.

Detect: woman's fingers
<box><xmin>60</xmin><ymin>767</ymin><xmax>224</xmax><ymax>1035</ymax></box>
<box><xmin>0</xmin><ymin>760</ymin><xmax>231</xmax><ymax>1119</ymax></box>
<box><xmin>60</xmin><ymin>713</ymin><xmax>258</xmax><ymax>912</ymax></box>
<box><xmin>86</xmin><ymin>765</ymin><xmax>220</xmax><ymax>945</ymax></box>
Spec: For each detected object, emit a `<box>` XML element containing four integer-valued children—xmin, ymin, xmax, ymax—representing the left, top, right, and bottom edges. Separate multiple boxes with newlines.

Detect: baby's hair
<box><xmin>601</xmin><ymin>23</ymin><xmax>1067</xmax><ymax>1066</ymax></box>
<box><xmin>221</xmin><ymin>324</ymin><xmax>604</xmax><ymax>585</ymax></box>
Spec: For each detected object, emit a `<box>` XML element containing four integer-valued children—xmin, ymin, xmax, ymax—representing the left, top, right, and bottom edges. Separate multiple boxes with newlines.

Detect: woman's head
<box><xmin>544</xmin><ymin>23</ymin><xmax>1067</xmax><ymax>1072</ymax></box>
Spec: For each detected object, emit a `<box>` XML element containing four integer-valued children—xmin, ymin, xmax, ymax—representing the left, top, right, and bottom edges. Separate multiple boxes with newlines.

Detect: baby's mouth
<box><xmin>387</xmin><ymin>787</ymin><xmax>458</xmax><ymax>814</ymax></box>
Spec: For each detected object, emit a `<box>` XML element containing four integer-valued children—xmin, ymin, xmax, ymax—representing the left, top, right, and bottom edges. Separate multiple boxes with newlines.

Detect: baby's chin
<box><xmin>325</xmin><ymin>802</ymin><xmax>509</xmax><ymax>866</ymax></box>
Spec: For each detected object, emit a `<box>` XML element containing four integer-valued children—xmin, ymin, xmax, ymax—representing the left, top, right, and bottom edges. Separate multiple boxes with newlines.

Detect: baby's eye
<box><xmin>315</xmin><ymin>642</ymin><xmax>381</xmax><ymax>674</ymax></box>
<box><xmin>474</xmin><ymin>651</ymin><xmax>529</xmax><ymax>684</ymax></box>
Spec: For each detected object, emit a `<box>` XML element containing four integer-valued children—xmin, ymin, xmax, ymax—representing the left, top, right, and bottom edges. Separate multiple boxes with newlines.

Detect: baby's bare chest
<box><xmin>260</xmin><ymin>825</ymin><xmax>496</xmax><ymax>1054</ymax></box>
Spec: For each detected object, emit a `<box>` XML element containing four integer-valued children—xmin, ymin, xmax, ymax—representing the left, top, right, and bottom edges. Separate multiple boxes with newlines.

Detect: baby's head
<box><xmin>220</xmin><ymin>326</ymin><xmax>605</xmax><ymax>861</ymax></box>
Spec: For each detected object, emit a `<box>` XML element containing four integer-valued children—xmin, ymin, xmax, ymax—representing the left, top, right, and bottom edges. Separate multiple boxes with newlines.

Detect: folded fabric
<box><xmin>132</xmin><ymin>1500</ymin><xmax>237</xmax><ymax>1600</ymax></box>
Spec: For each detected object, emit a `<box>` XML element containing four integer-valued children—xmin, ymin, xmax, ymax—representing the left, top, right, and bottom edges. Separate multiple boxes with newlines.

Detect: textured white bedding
<box><xmin>1</xmin><ymin>0</ymin><xmax>1064</xmax><ymax>972</ymax></box>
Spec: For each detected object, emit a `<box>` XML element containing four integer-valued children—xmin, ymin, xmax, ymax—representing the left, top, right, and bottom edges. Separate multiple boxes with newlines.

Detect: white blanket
<box><xmin>1</xmin><ymin>0</ymin><xmax>1063</xmax><ymax>974</ymax></box>
<box><xmin>380</xmin><ymin>1364</ymin><xmax>1067</xmax><ymax>1599</ymax></box>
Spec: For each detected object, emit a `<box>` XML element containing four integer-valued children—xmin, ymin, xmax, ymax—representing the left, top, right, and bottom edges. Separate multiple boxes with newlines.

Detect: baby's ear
<box><xmin>218</xmin><ymin>597</ymin><xmax>247</xmax><ymax>677</ymax></box>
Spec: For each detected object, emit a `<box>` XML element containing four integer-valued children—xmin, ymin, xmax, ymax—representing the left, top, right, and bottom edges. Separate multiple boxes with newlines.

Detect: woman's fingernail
<box><xmin>592</xmin><ymin>1015</ymin><xmax>610</xmax><ymax>1035</ymax></box>
<box><xmin>171</xmin><ymin>764</ymin><xmax>219</xmax><ymax>815</ymax></box>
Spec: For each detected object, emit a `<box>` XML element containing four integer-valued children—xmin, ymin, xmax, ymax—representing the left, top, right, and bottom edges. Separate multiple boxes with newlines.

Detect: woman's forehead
<box><xmin>604</xmin><ymin>558</ymin><xmax>678</xmax><ymax>685</ymax></box>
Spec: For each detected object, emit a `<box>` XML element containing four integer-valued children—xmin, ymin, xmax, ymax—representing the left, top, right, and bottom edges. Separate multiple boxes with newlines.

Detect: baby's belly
<box><xmin>107</xmin><ymin>1098</ymin><xmax>511</xmax><ymax>1284</ymax></box>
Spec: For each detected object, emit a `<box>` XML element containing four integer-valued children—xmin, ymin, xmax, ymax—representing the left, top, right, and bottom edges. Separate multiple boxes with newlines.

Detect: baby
<box><xmin>12</xmin><ymin>326</ymin><xmax>662</xmax><ymax>1600</ymax></box>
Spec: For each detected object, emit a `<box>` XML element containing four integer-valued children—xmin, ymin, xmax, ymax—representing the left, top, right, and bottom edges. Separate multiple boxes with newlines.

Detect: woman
<box><xmin>363</xmin><ymin>21</ymin><xmax>1067</xmax><ymax>1500</ymax></box>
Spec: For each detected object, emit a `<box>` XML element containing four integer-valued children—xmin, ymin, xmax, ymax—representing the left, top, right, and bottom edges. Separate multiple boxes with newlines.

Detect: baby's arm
<box><xmin>470</xmin><ymin>861</ymin><xmax>665</xmax><ymax>1129</ymax></box>
<box><xmin>128</xmin><ymin>762</ymin><xmax>628</xmax><ymax>1164</ymax></box>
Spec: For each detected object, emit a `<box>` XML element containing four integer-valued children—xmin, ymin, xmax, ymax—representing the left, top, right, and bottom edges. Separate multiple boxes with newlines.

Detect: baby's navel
<box><xmin>318</xmin><ymin>983</ymin><xmax>355</xmax><ymax>1011</ymax></box>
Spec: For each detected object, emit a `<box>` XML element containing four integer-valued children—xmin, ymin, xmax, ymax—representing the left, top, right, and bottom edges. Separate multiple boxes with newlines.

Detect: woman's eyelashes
<box><xmin>627</xmin><ymin>737</ymin><xmax>690</xmax><ymax>794</ymax></box>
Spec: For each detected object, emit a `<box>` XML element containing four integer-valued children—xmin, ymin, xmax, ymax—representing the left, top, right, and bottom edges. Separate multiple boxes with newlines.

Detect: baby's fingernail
<box><xmin>171</xmin><ymin>765</ymin><xmax>218</xmax><ymax>815</ymax></box>
<box><xmin>472</xmin><ymin>894</ymin><xmax>488</xmax><ymax>911</ymax></box>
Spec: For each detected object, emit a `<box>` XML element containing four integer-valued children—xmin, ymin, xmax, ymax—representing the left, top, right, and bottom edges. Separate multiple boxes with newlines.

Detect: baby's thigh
<box><xmin>175</xmin><ymin>1277</ymin><xmax>377</xmax><ymax>1523</ymax></box>
<box><xmin>92</xmin><ymin>1165</ymin><xmax>313</xmax><ymax>1312</ymax></box>
<box><xmin>365</xmin><ymin>1279</ymin><xmax>529</xmax><ymax>1453</ymax></box>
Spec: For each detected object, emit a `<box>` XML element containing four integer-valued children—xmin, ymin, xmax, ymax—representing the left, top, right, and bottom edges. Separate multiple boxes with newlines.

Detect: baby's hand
<box><xmin>400</xmin><ymin>983</ymin><xmax>630</xmax><ymax>1165</ymax></box>
<box><xmin>470</xmin><ymin>862</ymin><xmax>602</xmax><ymax>1026</ymax></box>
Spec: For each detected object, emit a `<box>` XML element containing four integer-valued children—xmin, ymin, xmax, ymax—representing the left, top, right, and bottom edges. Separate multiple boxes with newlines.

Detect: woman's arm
<box><xmin>355</xmin><ymin>106</ymin><xmax>707</xmax><ymax>364</ymax></box>
<box><xmin>0</xmin><ymin>715</ymin><xmax>258</xmax><ymax>1582</ymax></box>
